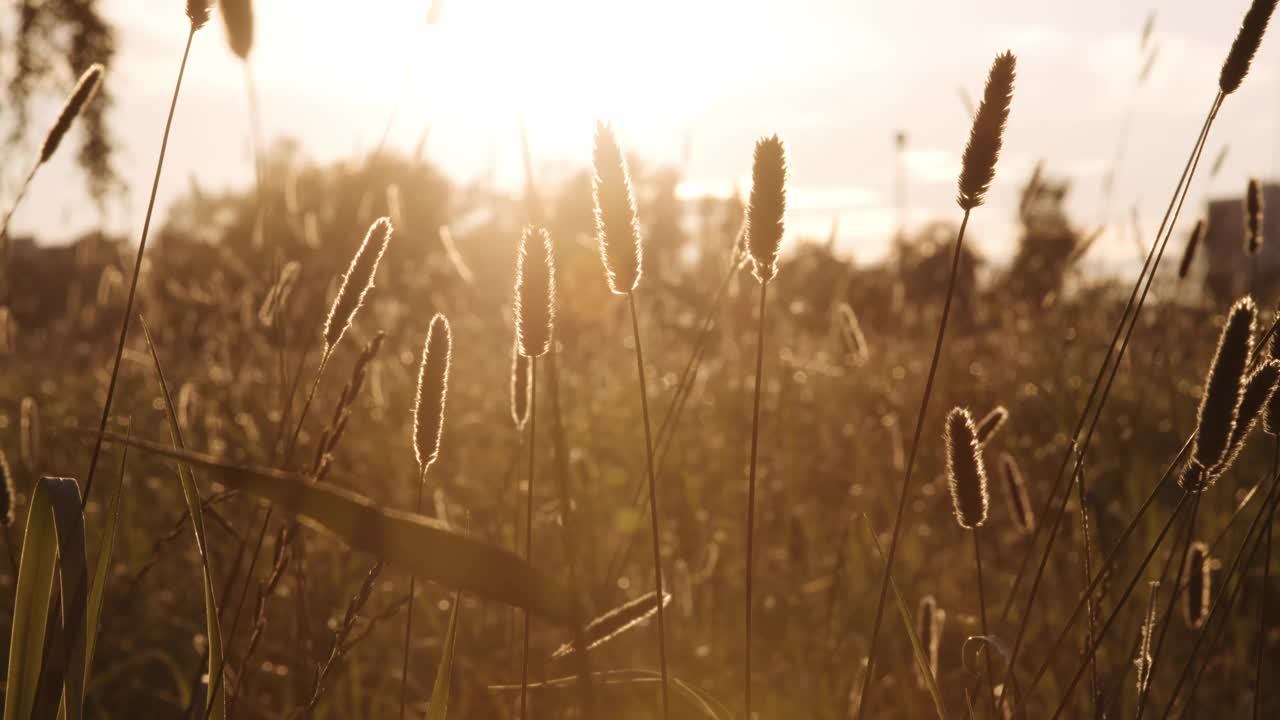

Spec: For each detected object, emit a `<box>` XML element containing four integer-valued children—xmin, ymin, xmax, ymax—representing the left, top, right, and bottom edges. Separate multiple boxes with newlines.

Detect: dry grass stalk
<box><xmin>1136</xmin><ymin>581</ymin><xmax>1160</xmax><ymax>694</ymax></box>
<box><xmin>551</xmin><ymin>591</ymin><xmax>672</xmax><ymax>659</ymax></box>
<box><xmin>258</xmin><ymin>260</ymin><xmax>301</xmax><ymax>328</ymax></box>
<box><xmin>511</xmin><ymin>342</ymin><xmax>531</xmax><ymax>430</ymax></box>
<box><xmin>835</xmin><ymin>303</ymin><xmax>870</xmax><ymax>365</ymax></box>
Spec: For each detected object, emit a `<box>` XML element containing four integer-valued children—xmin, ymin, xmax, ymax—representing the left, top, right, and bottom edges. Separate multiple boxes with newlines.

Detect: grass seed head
<box><xmin>592</xmin><ymin>122</ymin><xmax>642</xmax><ymax>294</ymax></box>
<box><xmin>957</xmin><ymin>51</ymin><xmax>1016</xmax><ymax>210</ymax></box>
<box><xmin>188</xmin><ymin>0</ymin><xmax>213</xmax><ymax>29</ymax></box>
<box><xmin>835</xmin><ymin>303</ymin><xmax>869</xmax><ymax>365</ymax></box>
<box><xmin>1220</xmin><ymin>0</ymin><xmax>1279</xmax><ymax>95</ymax></box>
<box><xmin>41</xmin><ymin>64</ymin><xmax>104</xmax><ymax>165</ymax></box>
<box><xmin>323</xmin><ymin>217</ymin><xmax>392</xmax><ymax>354</ymax></box>
<box><xmin>219</xmin><ymin>0</ymin><xmax>255</xmax><ymax>60</ymax></box>
<box><xmin>945</xmin><ymin>407</ymin><xmax>989</xmax><ymax>529</ymax></box>
<box><xmin>1191</xmin><ymin>296</ymin><xmax>1256</xmax><ymax>476</ymax></box>
<box><xmin>515</xmin><ymin>226</ymin><xmax>556</xmax><ymax>358</ymax></box>
<box><xmin>915</xmin><ymin>594</ymin><xmax>943</xmax><ymax>688</ymax></box>
<box><xmin>1214</xmin><ymin>359</ymin><xmax>1280</xmax><ymax>476</ymax></box>
<box><xmin>1000</xmin><ymin>452</ymin><xmax>1035</xmax><ymax>534</ymax></box>
<box><xmin>1246</xmin><ymin>178</ymin><xmax>1264</xmax><ymax>255</ymax></box>
<box><xmin>746</xmin><ymin>134</ymin><xmax>788</xmax><ymax>283</ymax></box>
<box><xmin>1179</xmin><ymin>219</ymin><xmax>1206</xmax><ymax>279</ymax></box>
<box><xmin>1183</xmin><ymin>541</ymin><xmax>1211</xmax><ymax>629</ymax></box>
<box><xmin>414</xmin><ymin>314</ymin><xmax>452</xmax><ymax>474</ymax></box>
<box><xmin>975</xmin><ymin>405</ymin><xmax>1009</xmax><ymax>446</ymax></box>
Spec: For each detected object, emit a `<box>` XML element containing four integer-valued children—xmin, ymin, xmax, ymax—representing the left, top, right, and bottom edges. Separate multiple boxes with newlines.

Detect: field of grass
<box><xmin>3</xmin><ymin>1</ymin><xmax>1280</xmax><ymax>718</ymax></box>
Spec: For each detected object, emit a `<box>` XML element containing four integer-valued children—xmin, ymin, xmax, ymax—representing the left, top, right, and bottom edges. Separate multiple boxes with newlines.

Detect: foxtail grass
<box><xmin>513</xmin><ymin>225</ymin><xmax>555</xmax><ymax>720</ymax></box>
<box><xmin>743</xmin><ymin>133</ymin><xmax>787</xmax><ymax>720</ymax></box>
<box><xmin>1246</xmin><ymin>178</ymin><xmax>1264</xmax><ymax>255</ymax></box>
<box><xmin>1183</xmin><ymin>541</ymin><xmax>1212</xmax><ymax>629</ymax></box>
<box><xmin>998</xmin><ymin>5</ymin><xmax>1280</xmax><ymax>698</ymax></box>
<box><xmin>945</xmin><ymin>408</ymin><xmax>996</xmax><ymax>712</ymax></box>
<box><xmin>592</xmin><ymin>122</ymin><xmax>671</xmax><ymax>719</ymax></box>
<box><xmin>1000</xmin><ymin>452</ymin><xmax>1035</xmax><ymax>534</ymax></box>
<box><xmin>857</xmin><ymin>50</ymin><xmax>1015</xmax><ymax>720</ymax></box>
<box><xmin>975</xmin><ymin>405</ymin><xmax>1009</xmax><ymax>446</ymax></box>
<box><xmin>1178</xmin><ymin>219</ymin><xmax>1205</xmax><ymax>280</ymax></box>
<box><xmin>402</xmin><ymin>313</ymin><xmax>452</xmax><ymax>719</ymax></box>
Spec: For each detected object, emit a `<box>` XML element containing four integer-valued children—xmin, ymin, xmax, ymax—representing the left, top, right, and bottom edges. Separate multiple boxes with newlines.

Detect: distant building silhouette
<box><xmin>1203</xmin><ymin>182</ymin><xmax>1280</xmax><ymax>303</ymax></box>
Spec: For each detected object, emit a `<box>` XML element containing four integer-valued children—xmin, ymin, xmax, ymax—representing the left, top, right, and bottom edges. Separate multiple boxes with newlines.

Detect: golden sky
<box><xmin>8</xmin><ymin>0</ymin><xmax>1280</xmax><ymax>267</ymax></box>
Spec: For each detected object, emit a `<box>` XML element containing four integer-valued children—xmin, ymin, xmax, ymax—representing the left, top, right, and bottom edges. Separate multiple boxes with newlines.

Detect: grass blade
<box><xmin>140</xmin><ymin>319</ymin><xmax>226</xmax><ymax>720</ymax></box>
<box><xmin>88</xmin><ymin>430</ymin><xmax>577</xmax><ymax>624</ymax></box>
<box><xmin>84</xmin><ymin>445</ymin><xmax>128</xmax><ymax>682</ymax></box>
<box><xmin>863</xmin><ymin>515</ymin><xmax>948</xmax><ymax>720</ymax></box>
<box><xmin>5</xmin><ymin>478</ymin><xmax>58</xmax><ymax>720</ymax></box>
<box><xmin>425</xmin><ymin>591</ymin><xmax>461</xmax><ymax>720</ymax></box>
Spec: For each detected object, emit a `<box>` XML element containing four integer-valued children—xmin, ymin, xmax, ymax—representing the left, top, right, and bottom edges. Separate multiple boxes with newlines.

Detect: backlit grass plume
<box><xmin>745</xmin><ymin>135</ymin><xmax>788</xmax><ymax>283</ymax></box>
<box><xmin>1219</xmin><ymin>0</ymin><xmax>1279</xmax><ymax>95</ymax></box>
<box><xmin>915</xmin><ymin>595</ymin><xmax>944</xmax><ymax>688</ymax></box>
<box><xmin>957</xmin><ymin>52</ymin><xmax>1016</xmax><ymax>210</ymax></box>
<box><xmin>188</xmin><ymin>0</ymin><xmax>213</xmax><ymax>29</ymax></box>
<box><xmin>592</xmin><ymin>122</ymin><xmax>641</xmax><ymax>294</ymax></box>
<box><xmin>1179</xmin><ymin>219</ymin><xmax>1206</xmax><ymax>280</ymax></box>
<box><xmin>999</xmin><ymin>452</ymin><xmax>1035</xmax><ymax>534</ymax></box>
<box><xmin>551</xmin><ymin>591</ymin><xmax>672</xmax><ymax>659</ymax></box>
<box><xmin>945</xmin><ymin>408</ymin><xmax>989</xmax><ymax>529</ymax></box>
<box><xmin>219</xmin><ymin>0</ymin><xmax>255</xmax><ymax>60</ymax></box>
<box><xmin>835</xmin><ymin>303</ymin><xmax>870</xmax><ymax>365</ymax></box>
<box><xmin>1183</xmin><ymin>541</ymin><xmax>1211</xmax><ymax>629</ymax></box>
<box><xmin>413</xmin><ymin>314</ymin><xmax>452</xmax><ymax>474</ymax></box>
<box><xmin>323</xmin><ymin>218</ymin><xmax>392</xmax><ymax>355</ymax></box>
<box><xmin>1246</xmin><ymin>178</ymin><xmax>1264</xmax><ymax>255</ymax></box>
<box><xmin>1214</xmin><ymin>359</ymin><xmax>1280</xmax><ymax>474</ymax></box>
<box><xmin>41</xmin><ymin>64</ymin><xmax>104</xmax><ymax>165</ymax></box>
<box><xmin>1188</xmin><ymin>296</ymin><xmax>1256</xmax><ymax>480</ymax></box>
<box><xmin>1266</xmin><ymin>332</ymin><xmax>1280</xmax><ymax>434</ymax></box>
<box><xmin>20</xmin><ymin>396</ymin><xmax>40</xmax><ymax>472</ymax></box>
<box><xmin>975</xmin><ymin>406</ymin><xmax>1009</xmax><ymax>446</ymax></box>
<box><xmin>515</xmin><ymin>226</ymin><xmax>556</xmax><ymax>357</ymax></box>
<box><xmin>511</xmin><ymin>341</ymin><xmax>531</xmax><ymax>430</ymax></box>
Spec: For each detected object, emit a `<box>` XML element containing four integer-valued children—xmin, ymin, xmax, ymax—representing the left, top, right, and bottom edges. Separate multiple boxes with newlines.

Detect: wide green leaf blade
<box><xmin>5</xmin><ymin>479</ymin><xmax>58</xmax><ymax>720</ymax></box>
<box><xmin>45</xmin><ymin>477</ymin><xmax>89</xmax><ymax>720</ymax></box>
<box><xmin>425</xmin><ymin>592</ymin><xmax>461</xmax><ymax>720</ymax></box>
<box><xmin>92</xmin><ymin>431</ymin><xmax>576</xmax><ymax>624</ymax></box>
<box><xmin>141</xmin><ymin>319</ymin><xmax>226</xmax><ymax>720</ymax></box>
<box><xmin>84</xmin><ymin>445</ymin><xmax>129</xmax><ymax>682</ymax></box>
